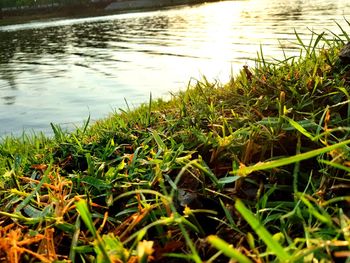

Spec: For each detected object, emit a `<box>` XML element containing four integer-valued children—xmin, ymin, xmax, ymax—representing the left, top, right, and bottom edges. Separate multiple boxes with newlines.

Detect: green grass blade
<box><xmin>327</xmin><ymin>29</ymin><xmax>345</xmax><ymax>44</ymax></box>
<box><xmin>219</xmin><ymin>199</ymin><xmax>244</xmax><ymax>234</ymax></box>
<box><xmin>235</xmin><ymin>199</ymin><xmax>291</xmax><ymax>261</ymax></box>
<box><xmin>82</xmin><ymin>114</ymin><xmax>91</xmax><ymax>134</ymax></box>
<box><xmin>335</xmin><ymin>20</ymin><xmax>350</xmax><ymax>42</ymax></box>
<box><xmin>297</xmin><ymin>193</ymin><xmax>333</xmax><ymax>225</ymax></box>
<box><xmin>283</xmin><ymin>116</ymin><xmax>315</xmax><ymax>141</ymax></box>
<box><xmin>15</xmin><ymin>174</ymin><xmax>48</xmax><ymax>213</ymax></box>
<box><xmin>151</xmin><ymin>130</ymin><xmax>167</xmax><ymax>151</ymax></box>
<box><xmin>192</xmin><ymin>159</ymin><xmax>219</xmax><ymax>186</ymax></box>
<box><xmin>148</xmin><ymin>92</ymin><xmax>152</xmax><ymax>127</ymax></box>
<box><xmin>50</xmin><ymin>122</ymin><xmax>65</xmax><ymax>141</ymax></box>
<box><xmin>234</xmin><ymin>139</ymin><xmax>350</xmax><ymax>176</ymax></box>
<box><xmin>294</xmin><ymin>29</ymin><xmax>307</xmax><ymax>53</ymax></box>
<box><xmin>124</xmin><ymin>97</ymin><xmax>131</xmax><ymax>112</ymax></box>
<box><xmin>208</xmin><ymin>235</ymin><xmax>252</xmax><ymax>263</ymax></box>
<box><xmin>75</xmin><ymin>200</ymin><xmax>97</xmax><ymax>238</ymax></box>
<box><xmin>69</xmin><ymin>215</ymin><xmax>81</xmax><ymax>262</ymax></box>
<box><xmin>310</xmin><ymin>31</ymin><xmax>325</xmax><ymax>56</ymax></box>
<box><xmin>318</xmin><ymin>159</ymin><xmax>350</xmax><ymax>173</ymax></box>
<box><xmin>76</xmin><ymin>200</ymin><xmax>112</xmax><ymax>263</ymax></box>
<box><xmin>114</xmin><ymin>189</ymin><xmax>169</xmax><ymax>203</ymax></box>
<box><xmin>178</xmin><ymin>220</ymin><xmax>202</xmax><ymax>263</ymax></box>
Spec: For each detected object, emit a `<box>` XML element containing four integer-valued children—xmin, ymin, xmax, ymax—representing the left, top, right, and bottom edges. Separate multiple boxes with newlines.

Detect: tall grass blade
<box><xmin>219</xmin><ymin>199</ymin><xmax>243</xmax><ymax>233</ymax></box>
<box><xmin>235</xmin><ymin>199</ymin><xmax>291</xmax><ymax>261</ymax></box>
<box><xmin>151</xmin><ymin>130</ymin><xmax>167</xmax><ymax>151</ymax></box>
<box><xmin>82</xmin><ymin>114</ymin><xmax>90</xmax><ymax>134</ymax></box>
<box><xmin>234</xmin><ymin>139</ymin><xmax>350</xmax><ymax>176</ymax></box>
<box><xmin>50</xmin><ymin>123</ymin><xmax>64</xmax><ymax>141</ymax></box>
<box><xmin>15</xmin><ymin>174</ymin><xmax>48</xmax><ymax>213</ymax></box>
<box><xmin>75</xmin><ymin>200</ymin><xmax>97</xmax><ymax>238</ymax></box>
<box><xmin>69</xmin><ymin>215</ymin><xmax>81</xmax><ymax>262</ymax></box>
<box><xmin>310</xmin><ymin>31</ymin><xmax>325</xmax><ymax>57</ymax></box>
<box><xmin>259</xmin><ymin>44</ymin><xmax>266</xmax><ymax>68</ymax></box>
<box><xmin>208</xmin><ymin>235</ymin><xmax>252</xmax><ymax>263</ymax></box>
<box><xmin>335</xmin><ymin>20</ymin><xmax>350</xmax><ymax>41</ymax></box>
<box><xmin>297</xmin><ymin>193</ymin><xmax>333</xmax><ymax>225</ymax></box>
<box><xmin>75</xmin><ymin>200</ymin><xmax>112</xmax><ymax>263</ymax></box>
<box><xmin>327</xmin><ymin>29</ymin><xmax>345</xmax><ymax>44</ymax></box>
<box><xmin>283</xmin><ymin>116</ymin><xmax>315</xmax><ymax>141</ymax></box>
<box><xmin>294</xmin><ymin>29</ymin><xmax>307</xmax><ymax>53</ymax></box>
<box><xmin>318</xmin><ymin>159</ymin><xmax>350</xmax><ymax>173</ymax></box>
<box><xmin>124</xmin><ymin>97</ymin><xmax>131</xmax><ymax>112</ymax></box>
<box><xmin>148</xmin><ymin>92</ymin><xmax>152</xmax><ymax>127</ymax></box>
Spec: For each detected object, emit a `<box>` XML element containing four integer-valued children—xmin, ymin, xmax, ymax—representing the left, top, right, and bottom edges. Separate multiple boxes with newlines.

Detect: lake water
<box><xmin>1</xmin><ymin>0</ymin><xmax>350</xmax><ymax>136</ymax></box>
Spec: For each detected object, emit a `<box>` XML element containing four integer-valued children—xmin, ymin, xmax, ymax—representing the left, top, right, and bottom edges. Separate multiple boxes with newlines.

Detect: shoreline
<box><xmin>0</xmin><ymin>0</ymin><xmax>220</xmax><ymax>26</ymax></box>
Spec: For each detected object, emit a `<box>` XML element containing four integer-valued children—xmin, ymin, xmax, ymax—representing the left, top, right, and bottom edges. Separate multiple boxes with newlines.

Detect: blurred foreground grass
<box><xmin>1</xmin><ymin>24</ymin><xmax>350</xmax><ymax>262</ymax></box>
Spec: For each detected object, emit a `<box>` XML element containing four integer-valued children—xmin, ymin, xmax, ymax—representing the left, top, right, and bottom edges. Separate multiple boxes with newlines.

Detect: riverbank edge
<box><xmin>0</xmin><ymin>0</ymin><xmax>220</xmax><ymax>26</ymax></box>
<box><xmin>0</xmin><ymin>32</ymin><xmax>349</xmax><ymax>262</ymax></box>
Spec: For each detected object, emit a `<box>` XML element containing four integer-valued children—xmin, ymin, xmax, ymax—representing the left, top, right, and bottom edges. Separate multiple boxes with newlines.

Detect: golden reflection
<box><xmin>164</xmin><ymin>1</ymin><xmax>258</xmax><ymax>83</ymax></box>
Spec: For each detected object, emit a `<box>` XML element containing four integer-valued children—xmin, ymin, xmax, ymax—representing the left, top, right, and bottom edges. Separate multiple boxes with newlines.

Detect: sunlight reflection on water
<box><xmin>0</xmin><ymin>0</ymin><xmax>350</xmax><ymax>136</ymax></box>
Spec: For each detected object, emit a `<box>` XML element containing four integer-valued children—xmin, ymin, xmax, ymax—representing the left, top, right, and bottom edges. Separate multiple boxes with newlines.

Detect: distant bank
<box><xmin>0</xmin><ymin>0</ymin><xmax>221</xmax><ymax>25</ymax></box>
<box><xmin>105</xmin><ymin>0</ymin><xmax>219</xmax><ymax>11</ymax></box>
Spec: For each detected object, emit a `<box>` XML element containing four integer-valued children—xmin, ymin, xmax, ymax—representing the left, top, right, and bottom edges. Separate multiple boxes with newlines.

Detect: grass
<box><xmin>1</xmin><ymin>24</ymin><xmax>350</xmax><ymax>262</ymax></box>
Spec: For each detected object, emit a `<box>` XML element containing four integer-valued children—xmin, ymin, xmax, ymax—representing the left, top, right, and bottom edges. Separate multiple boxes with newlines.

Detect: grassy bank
<box><xmin>1</xmin><ymin>27</ymin><xmax>350</xmax><ymax>262</ymax></box>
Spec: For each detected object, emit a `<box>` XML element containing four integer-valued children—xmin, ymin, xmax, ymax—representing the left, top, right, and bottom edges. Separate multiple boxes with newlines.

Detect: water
<box><xmin>1</xmin><ymin>0</ymin><xmax>350</xmax><ymax>136</ymax></box>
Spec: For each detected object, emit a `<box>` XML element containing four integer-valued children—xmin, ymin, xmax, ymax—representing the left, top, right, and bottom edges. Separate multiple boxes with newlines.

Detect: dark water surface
<box><xmin>1</xmin><ymin>0</ymin><xmax>350</xmax><ymax>136</ymax></box>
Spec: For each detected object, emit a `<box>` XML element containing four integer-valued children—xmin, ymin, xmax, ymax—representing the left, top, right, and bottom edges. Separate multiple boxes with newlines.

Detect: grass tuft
<box><xmin>1</xmin><ymin>26</ymin><xmax>350</xmax><ymax>262</ymax></box>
